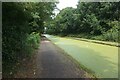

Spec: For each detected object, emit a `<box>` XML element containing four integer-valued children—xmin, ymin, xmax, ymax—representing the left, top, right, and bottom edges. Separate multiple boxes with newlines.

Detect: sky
<box><xmin>54</xmin><ymin>0</ymin><xmax>79</xmax><ymax>15</ymax></box>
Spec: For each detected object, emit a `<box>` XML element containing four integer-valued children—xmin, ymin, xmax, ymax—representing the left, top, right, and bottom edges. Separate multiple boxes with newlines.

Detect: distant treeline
<box><xmin>46</xmin><ymin>2</ymin><xmax>119</xmax><ymax>42</ymax></box>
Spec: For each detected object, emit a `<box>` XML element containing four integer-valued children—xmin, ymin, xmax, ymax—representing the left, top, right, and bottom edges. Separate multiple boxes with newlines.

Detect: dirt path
<box><xmin>36</xmin><ymin>37</ymin><xmax>92</xmax><ymax>78</ymax></box>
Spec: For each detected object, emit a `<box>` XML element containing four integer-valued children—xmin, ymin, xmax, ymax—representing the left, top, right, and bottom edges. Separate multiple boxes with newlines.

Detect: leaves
<box><xmin>2</xmin><ymin>2</ymin><xmax>56</xmax><ymax>77</ymax></box>
<box><xmin>46</xmin><ymin>2</ymin><xmax>119</xmax><ymax>42</ymax></box>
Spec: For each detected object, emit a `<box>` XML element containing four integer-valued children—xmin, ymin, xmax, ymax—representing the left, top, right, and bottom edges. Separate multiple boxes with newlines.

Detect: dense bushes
<box><xmin>92</xmin><ymin>21</ymin><xmax>119</xmax><ymax>42</ymax></box>
<box><xmin>3</xmin><ymin>31</ymin><xmax>40</xmax><ymax>77</ymax></box>
<box><xmin>2</xmin><ymin>3</ymin><xmax>33</xmax><ymax>77</ymax></box>
<box><xmin>46</xmin><ymin>2</ymin><xmax>119</xmax><ymax>42</ymax></box>
<box><xmin>2</xmin><ymin>2</ymin><xmax>56</xmax><ymax>77</ymax></box>
<box><xmin>25</xmin><ymin>32</ymin><xmax>40</xmax><ymax>57</ymax></box>
<box><xmin>101</xmin><ymin>28</ymin><xmax>118</xmax><ymax>42</ymax></box>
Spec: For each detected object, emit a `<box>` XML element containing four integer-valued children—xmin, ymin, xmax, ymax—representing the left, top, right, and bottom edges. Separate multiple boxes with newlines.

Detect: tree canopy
<box><xmin>2</xmin><ymin>2</ymin><xmax>57</xmax><ymax>77</ymax></box>
<box><xmin>46</xmin><ymin>2</ymin><xmax>119</xmax><ymax>42</ymax></box>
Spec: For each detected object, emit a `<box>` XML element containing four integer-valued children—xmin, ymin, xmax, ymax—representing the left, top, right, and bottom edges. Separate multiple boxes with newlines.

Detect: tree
<box><xmin>2</xmin><ymin>2</ymin><xmax>57</xmax><ymax>77</ymax></box>
<box><xmin>47</xmin><ymin>2</ymin><xmax>119</xmax><ymax>42</ymax></box>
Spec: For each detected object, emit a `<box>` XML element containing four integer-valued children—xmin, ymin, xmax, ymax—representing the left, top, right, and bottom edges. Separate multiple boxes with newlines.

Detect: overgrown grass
<box><xmin>61</xmin><ymin>30</ymin><xmax>119</xmax><ymax>43</ymax></box>
<box><xmin>67</xmin><ymin>33</ymin><xmax>93</xmax><ymax>39</ymax></box>
<box><xmin>92</xmin><ymin>29</ymin><xmax>119</xmax><ymax>43</ymax></box>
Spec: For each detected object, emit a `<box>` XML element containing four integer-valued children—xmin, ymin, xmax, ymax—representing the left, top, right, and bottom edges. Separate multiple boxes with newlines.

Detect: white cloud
<box><xmin>57</xmin><ymin>0</ymin><xmax>78</xmax><ymax>10</ymax></box>
<box><xmin>54</xmin><ymin>0</ymin><xmax>79</xmax><ymax>15</ymax></box>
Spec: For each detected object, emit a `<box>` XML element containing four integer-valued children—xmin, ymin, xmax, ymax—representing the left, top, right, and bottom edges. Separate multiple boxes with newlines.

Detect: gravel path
<box><xmin>36</xmin><ymin>37</ymin><xmax>92</xmax><ymax>78</ymax></box>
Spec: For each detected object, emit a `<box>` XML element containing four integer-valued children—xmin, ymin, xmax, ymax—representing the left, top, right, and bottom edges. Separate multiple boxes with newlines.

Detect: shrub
<box><xmin>102</xmin><ymin>29</ymin><xmax>118</xmax><ymax>42</ymax></box>
<box><xmin>2</xmin><ymin>31</ymin><xmax>40</xmax><ymax>77</ymax></box>
<box><xmin>25</xmin><ymin>32</ymin><xmax>40</xmax><ymax>57</ymax></box>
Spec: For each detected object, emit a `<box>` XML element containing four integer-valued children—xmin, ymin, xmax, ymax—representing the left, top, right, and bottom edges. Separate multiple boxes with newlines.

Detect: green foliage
<box><xmin>46</xmin><ymin>2</ymin><xmax>119</xmax><ymax>42</ymax></box>
<box><xmin>29</xmin><ymin>2</ymin><xmax>57</xmax><ymax>33</ymax></box>
<box><xmin>102</xmin><ymin>27</ymin><xmax>119</xmax><ymax>42</ymax></box>
<box><xmin>25</xmin><ymin>32</ymin><xmax>40</xmax><ymax>57</ymax></box>
<box><xmin>2</xmin><ymin>2</ymin><xmax>56</xmax><ymax>77</ymax></box>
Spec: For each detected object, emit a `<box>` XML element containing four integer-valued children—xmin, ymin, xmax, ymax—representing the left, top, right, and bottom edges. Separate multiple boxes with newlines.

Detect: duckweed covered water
<box><xmin>45</xmin><ymin>34</ymin><xmax>118</xmax><ymax>78</ymax></box>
